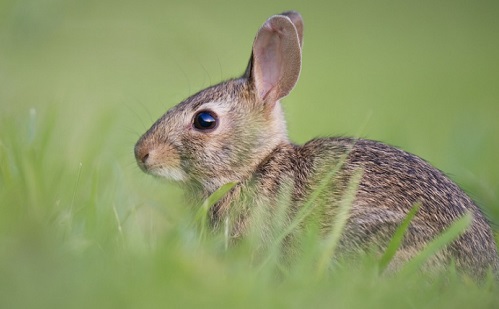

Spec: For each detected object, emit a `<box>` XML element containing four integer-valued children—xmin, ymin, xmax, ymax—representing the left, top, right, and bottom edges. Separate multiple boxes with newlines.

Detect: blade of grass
<box><xmin>70</xmin><ymin>163</ymin><xmax>83</xmax><ymax>216</ymax></box>
<box><xmin>273</xmin><ymin>151</ymin><xmax>352</xmax><ymax>247</ymax></box>
<box><xmin>378</xmin><ymin>203</ymin><xmax>421</xmax><ymax>274</ymax></box>
<box><xmin>112</xmin><ymin>203</ymin><xmax>125</xmax><ymax>248</ymax></box>
<box><xmin>399</xmin><ymin>212</ymin><xmax>473</xmax><ymax>277</ymax></box>
<box><xmin>255</xmin><ymin>151</ymin><xmax>352</xmax><ymax>272</ymax></box>
<box><xmin>315</xmin><ymin>168</ymin><xmax>363</xmax><ymax>277</ymax></box>
<box><xmin>195</xmin><ymin>182</ymin><xmax>237</xmax><ymax>241</ymax></box>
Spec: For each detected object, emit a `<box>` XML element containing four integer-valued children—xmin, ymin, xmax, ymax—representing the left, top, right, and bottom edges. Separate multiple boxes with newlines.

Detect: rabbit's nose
<box><xmin>140</xmin><ymin>152</ymin><xmax>149</xmax><ymax>164</ymax></box>
<box><xmin>134</xmin><ymin>144</ymin><xmax>150</xmax><ymax>165</ymax></box>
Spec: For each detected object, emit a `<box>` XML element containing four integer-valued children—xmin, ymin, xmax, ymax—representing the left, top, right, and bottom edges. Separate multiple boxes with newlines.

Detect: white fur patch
<box><xmin>152</xmin><ymin>166</ymin><xmax>188</xmax><ymax>182</ymax></box>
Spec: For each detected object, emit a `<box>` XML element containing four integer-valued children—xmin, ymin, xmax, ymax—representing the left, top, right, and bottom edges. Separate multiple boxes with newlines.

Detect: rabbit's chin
<box><xmin>149</xmin><ymin>166</ymin><xmax>188</xmax><ymax>182</ymax></box>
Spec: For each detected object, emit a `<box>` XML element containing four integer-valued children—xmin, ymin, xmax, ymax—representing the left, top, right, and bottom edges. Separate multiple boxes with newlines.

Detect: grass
<box><xmin>1</xmin><ymin>0</ymin><xmax>499</xmax><ymax>308</ymax></box>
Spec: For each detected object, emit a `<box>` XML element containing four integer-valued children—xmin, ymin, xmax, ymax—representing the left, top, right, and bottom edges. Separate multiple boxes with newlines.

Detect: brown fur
<box><xmin>134</xmin><ymin>11</ymin><xmax>499</xmax><ymax>279</ymax></box>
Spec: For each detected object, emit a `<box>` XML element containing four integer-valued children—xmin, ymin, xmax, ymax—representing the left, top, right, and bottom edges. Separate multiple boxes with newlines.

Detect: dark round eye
<box><xmin>193</xmin><ymin>110</ymin><xmax>218</xmax><ymax>131</ymax></box>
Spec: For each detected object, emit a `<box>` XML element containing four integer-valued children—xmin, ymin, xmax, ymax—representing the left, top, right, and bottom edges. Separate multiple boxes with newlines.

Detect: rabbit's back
<box><xmin>295</xmin><ymin>137</ymin><xmax>499</xmax><ymax>277</ymax></box>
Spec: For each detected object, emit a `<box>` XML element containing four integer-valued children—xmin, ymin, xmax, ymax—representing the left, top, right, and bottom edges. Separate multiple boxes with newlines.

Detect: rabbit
<box><xmin>134</xmin><ymin>11</ymin><xmax>499</xmax><ymax>279</ymax></box>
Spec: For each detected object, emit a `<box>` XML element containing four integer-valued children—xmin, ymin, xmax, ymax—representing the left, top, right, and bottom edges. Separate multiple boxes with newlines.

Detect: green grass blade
<box><xmin>195</xmin><ymin>182</ymin><xmax>237</xmax><ymax>241</ymax></box>
<box><xmin>378</xmin><ymin>203</ymin><xmax>421</xmax><ymax>273</ymax></box>
<box><xmin>273</xmin><ymin>151</ymin><xmax>352</xmax><ymax>247</ymax></box>
<box><xmin>316</xmin><ymin>168</ymin><xmax>363</xmax><ymax>277</ymax></box>
<box><xmin>400</xmin><ymin>212</ymin><xmax>473</xmax><ymax>277</ymax></box>
<box><xmin>255</xmin><ymin>150</ymin><xmax>354</xmax><ymax>272</ymax></box>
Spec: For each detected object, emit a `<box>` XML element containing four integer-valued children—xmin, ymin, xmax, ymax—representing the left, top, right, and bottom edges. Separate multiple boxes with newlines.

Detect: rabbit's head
<box><xmin>135</xmin><ymin>12</ymin><xmax>303</xmax><ymax>193</ymax></box>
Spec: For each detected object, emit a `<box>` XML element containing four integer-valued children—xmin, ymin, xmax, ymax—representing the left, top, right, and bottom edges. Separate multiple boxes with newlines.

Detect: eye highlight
<box><xmin>193</xmin><ymin>110</ymin><xmax>218</xmax><ymax>131</ymax></box>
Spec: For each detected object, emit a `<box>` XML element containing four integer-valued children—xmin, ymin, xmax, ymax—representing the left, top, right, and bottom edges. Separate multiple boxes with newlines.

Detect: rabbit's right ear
<box><xmin>243</xmin><ymin>13</ymin><xmax>302</xmax><ymax>103</ymax></box>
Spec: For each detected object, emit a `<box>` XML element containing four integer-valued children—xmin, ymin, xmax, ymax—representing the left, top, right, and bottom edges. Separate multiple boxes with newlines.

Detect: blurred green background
<box><xmin>1</xmin><ymin>0</ymin><xmax>499</xmax><ymax>307</ymax></box>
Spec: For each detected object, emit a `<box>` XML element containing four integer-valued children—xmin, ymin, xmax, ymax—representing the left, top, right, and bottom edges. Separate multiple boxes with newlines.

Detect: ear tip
<box><xmin>263</xmin><ymin>15</ymin><xmax>295</xmax><ymax>33</ymax></box>
<box><xmin>277</xmin><ymin>11</ymin><xmax>304</xmax><ymax>45</ymax></box>
<box><xmin>280</xmin><ymin>11</ymin><xmax>302</xmax><ymax>21</ymax></box>
<box><xmin>265</xmin><ymin>10</ymin><xmax>304</xmax><ymax>30</ymax></box>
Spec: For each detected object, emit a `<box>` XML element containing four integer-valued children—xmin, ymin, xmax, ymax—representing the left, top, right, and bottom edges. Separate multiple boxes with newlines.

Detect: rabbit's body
<box><xmin>206</xmin><ymin>134</ymin><xmax>499</xmax><ymax>278</ymax></box>
<box><xmin>135</xmin><ymin>11</ymin><xmax>499</xmax><ymax>278</ymax></box>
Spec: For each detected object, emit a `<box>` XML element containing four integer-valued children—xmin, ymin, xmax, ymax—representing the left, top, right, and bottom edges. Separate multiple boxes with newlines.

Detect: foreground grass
<box><xmin>0</xmin><ymin>111</ymin><xmax>498</xmax><ymax>309</ymax></box>
<box><xmin>2</xmin><ymin>1</ymin><xmax>499</xmax><ymax>308</ymax></box>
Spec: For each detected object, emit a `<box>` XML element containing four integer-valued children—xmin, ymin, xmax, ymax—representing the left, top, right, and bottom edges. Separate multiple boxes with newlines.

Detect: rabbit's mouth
<box><xmin>136</xmin><ymin>154</ymin><xmax>187</xmax><ymax>182</ymax></box>
<box><xmin>147</xmin><ymin>165</ymin><xmax>188</xmax><ymax>182</ymax></box>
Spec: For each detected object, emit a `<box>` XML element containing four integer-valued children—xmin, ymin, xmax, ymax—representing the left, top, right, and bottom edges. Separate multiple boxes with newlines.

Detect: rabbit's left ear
<box><xmin>243</xmin><ymin>13</ymin><xmax>302</xmax><ymax>102</ymax></box>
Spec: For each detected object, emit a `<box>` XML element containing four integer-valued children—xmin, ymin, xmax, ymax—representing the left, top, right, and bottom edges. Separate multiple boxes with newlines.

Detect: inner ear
<box><xmin>244</xmin><ymin>15</ymin><xmax>302</xmax><ymax>102</ymax></box>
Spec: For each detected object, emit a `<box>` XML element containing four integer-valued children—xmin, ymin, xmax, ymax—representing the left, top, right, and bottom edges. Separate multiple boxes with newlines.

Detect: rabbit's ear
<box><xmin>243</xmin><ymin>14</ymin><xmax>302</xmax><ymax>102</ymax></box>
<box><xmin>280</xmin><ymin>11</ymin><xmax>303</xmax><ymax>48</ymax></box>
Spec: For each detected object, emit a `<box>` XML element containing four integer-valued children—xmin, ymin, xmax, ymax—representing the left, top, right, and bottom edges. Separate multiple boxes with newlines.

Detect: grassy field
<box><xmin>1</xmin><ymin>0</ymin><xmax>499</xmax><ymax>308</ymax></box>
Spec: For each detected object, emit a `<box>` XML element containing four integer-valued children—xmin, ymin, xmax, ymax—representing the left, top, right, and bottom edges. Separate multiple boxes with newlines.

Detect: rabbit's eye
<box><xmin>193</xmin><ymin>110</ymin><xmax>218</xmax><ymax>131</ymax></box>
